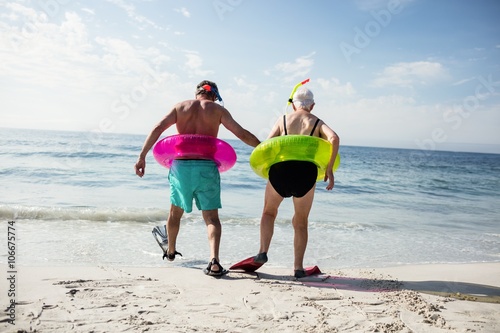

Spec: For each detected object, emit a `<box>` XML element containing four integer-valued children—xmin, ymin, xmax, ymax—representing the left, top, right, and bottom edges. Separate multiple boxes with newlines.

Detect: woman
<box><xmin>255</xmin><ymin>87</ymin><xmax>340</xmax><ymax>278</ymax></box>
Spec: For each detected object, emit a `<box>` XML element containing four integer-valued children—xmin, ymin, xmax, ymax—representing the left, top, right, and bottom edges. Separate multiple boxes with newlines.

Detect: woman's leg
<box><xmin>259</xmin><ymin>181</ymin><xmax>284</xmax><ymax>255</ymax></box>
<box><xmin>291</xmin><ymin>185</ymin><xmax>315</xmax><ymax>271</ymax></box>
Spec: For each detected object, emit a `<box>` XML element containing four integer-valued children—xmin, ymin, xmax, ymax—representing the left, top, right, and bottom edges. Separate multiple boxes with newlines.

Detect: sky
<box><xmin>1</xmin><ymin>0</ymin><xmax>499</xmax><ymax>153</ymax></box>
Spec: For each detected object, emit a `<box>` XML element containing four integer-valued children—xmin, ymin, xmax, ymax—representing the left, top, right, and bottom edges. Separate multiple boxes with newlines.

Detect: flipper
<box><xmin>295</xmin><ymin>265</ymin><xmax>322</xmax><ymax>278</ymax></box>
<box><xmin>152</xmin><ymin>225</ymin><xmax>183</xmax><ymax>261</ymax></box>
<box><xmin>305</xmin><ymin>265</ymin><xmax>322</xmax><ymax>276</ymax></box>
<box><xmin>229</xmin><ymin>256</ymin><xmax>264</xmax><ymax>272</ymax></box>
<box><xmin>152</xmin><ymin>225</ymin><xmax>168</xmax><ymax>254</ymax></box>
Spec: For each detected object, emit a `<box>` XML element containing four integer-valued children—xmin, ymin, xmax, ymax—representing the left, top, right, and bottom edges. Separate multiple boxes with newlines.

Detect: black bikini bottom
<box><xmin>269</xmin><ymin>161</ymin><xmax>318</xmax><ymax>198</ymax></box>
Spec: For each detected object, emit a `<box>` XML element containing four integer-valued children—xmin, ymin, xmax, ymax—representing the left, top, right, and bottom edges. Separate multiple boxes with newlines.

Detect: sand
<box><xmin>1</xmin><ymin>263</ymin><xmax>499</xmax><ymax>332</ymax></box>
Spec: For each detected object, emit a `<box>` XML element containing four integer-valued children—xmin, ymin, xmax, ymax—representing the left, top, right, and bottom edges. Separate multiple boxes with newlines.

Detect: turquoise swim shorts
<box><xmin>168</xmin><ymin>160</ymin><xmax>221</xmax><ymax>213</ymax></box>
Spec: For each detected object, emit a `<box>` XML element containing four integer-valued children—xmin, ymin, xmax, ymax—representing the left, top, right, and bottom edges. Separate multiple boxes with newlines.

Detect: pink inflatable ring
<box><xmin>153</xmin><ymin>134</ymin><xmax>237</xmax><ymax>172</ymax></box>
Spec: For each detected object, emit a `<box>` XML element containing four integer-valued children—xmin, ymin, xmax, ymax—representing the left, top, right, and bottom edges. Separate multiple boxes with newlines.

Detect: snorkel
<box><xmin>287</xmin><ymin>78</ymin><xmax>310</xmax><ymax>107</ymax></box>
<box><xmin>202</xmin><ymin>84</ymin><xmax>224</xmax><ymax>106</ymax></box>
<box><xmin>285</xmin><ymin>78</ymin><xmax>310</xmax><ymax>113</ymax></box>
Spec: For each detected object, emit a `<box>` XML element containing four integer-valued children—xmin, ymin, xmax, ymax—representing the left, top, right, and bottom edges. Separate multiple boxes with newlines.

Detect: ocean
<box><xmin>1</xmin><ymin>128</ymin><xmax>499</xmax><ymax>270</ymax></box>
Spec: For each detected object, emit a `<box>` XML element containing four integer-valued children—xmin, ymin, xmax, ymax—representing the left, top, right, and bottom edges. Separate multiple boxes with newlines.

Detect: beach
<box><xmin>1</xmin><ymin>263</ymin><xmax>499</xmax><ymax>332</ymax></box>
<box><xmin>1</xmin><ymin>129</ymin><xmax>499</xmax><ymax>332</ymax></box>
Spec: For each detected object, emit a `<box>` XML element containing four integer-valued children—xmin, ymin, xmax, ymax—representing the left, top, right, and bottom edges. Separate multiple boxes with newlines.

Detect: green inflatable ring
<box><xmin>249</xmin><ymin>135</ymin><xmax>340</xmax><ymax>180</ymax></box>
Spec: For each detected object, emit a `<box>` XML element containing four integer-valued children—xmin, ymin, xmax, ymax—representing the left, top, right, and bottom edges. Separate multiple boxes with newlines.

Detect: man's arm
<box><xmin>220</xmin><ymin>108</ymin><xmax>260</xmax><ymax>147</ymax></box>
<box><xmin>135</xmin><ymin>107</ymin><xmax>177</xmax><ymax>177</ymax></box>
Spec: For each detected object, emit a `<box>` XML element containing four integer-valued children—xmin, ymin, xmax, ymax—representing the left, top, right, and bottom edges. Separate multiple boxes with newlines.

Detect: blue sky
<box><xmin>1</xmin><ymin>0</ymin><xmax>499</xmax><ymax>153</ymax></box>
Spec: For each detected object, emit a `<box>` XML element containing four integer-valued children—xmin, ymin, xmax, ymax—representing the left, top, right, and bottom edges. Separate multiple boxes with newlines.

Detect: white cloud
<box><xmin>3</xmin><ymin>2</ymin><xmax>41</xmax><ymax>22</ymax></box>
<box><xmin>0</xmin><ymin>3</ymin><xmax>176</xmax><ymax>133</ymax></box>
<box><xmin>371</xmin><ymin>61</ymin><xmax>448</xmax><ymax>88</ymax></box>
<box><xmin>183</xmin><ymin>52</ymin><xmax>213</xmax><ymax>77</ymax></box>
<box><xmin>233</xmin><ymin>76</ymin><xmax>258</xmax><ymax>91</ymax></box>
<box><xmin>452</xmin><ymin>77</ymin><xmax>475</xmax><ymax>86</ymax></box>
<box><xmin>105</xmin><ymin>0</ymin><xmax>164</xmax><ymax>30</ymax></box>
<box><xmin>274</xmin><ymin>53</ymin><xmax>315</xmax><ymax>82</ymax></box>
<box><xmin>1</xmin><ymin>10</ymin><xmax>97</xmax><ymax>90</ymax></box>
<box><xmin>81</xmin><ymin>8</ymin><xmax>95</xmax><ymax>16</ymax></box>
<box><xmin>185</xmin><ymin>52</ymin><xmax>202</xmax><ymax>68</ymax></box>
<box><xmin>175</xmin><ymin>7</ymin><xmax>191</xmax><ymax>18</ymax></box>
<box><xmin>60</xmin><ymin>12</ymin><xmax>92</xmax><ymax>50</ymax></box>
<box><xmin>1</xmin><ymin>4</ymin><xmax>168</xmax><ymax>93</ymax></box>
<box><xmin>317</xmin><ymin>78</ymin><xmax>356</xmax><ymax>99</ymax></box>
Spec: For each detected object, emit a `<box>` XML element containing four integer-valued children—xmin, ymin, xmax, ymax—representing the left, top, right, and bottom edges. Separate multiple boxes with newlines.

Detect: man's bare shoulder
<box><xmin>176</xmin><ymin>99</ymin><xmax>199</xmax><ymax>110</ymax></box>
<box><xmin>199</xmin><ymin>99</ymin><xmax>225</xmax><ymax>110</ymax></box>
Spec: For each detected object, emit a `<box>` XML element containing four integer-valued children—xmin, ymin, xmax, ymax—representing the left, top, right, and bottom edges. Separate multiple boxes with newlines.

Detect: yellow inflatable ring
<box><xmin>249</xmin><ymin>135</ymin><xmax>340</xmax><ymax>180</ymax></box>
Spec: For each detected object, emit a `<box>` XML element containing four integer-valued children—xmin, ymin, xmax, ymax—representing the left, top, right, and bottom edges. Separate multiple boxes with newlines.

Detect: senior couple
<box><xmin>135</xmin><ymin>80</ymin><xmax>340</xmax><ymax>278</ymax></box>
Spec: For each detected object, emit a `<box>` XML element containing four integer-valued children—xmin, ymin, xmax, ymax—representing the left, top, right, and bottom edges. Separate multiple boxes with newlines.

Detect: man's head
<box><xmin>292</xmin><ymin>87</ymin><xmax>315</xmax><ymax>111</ymax></box>
<box><xmin>196</xmin><ymin>80</ymin><xmax>222</xmax><ymax>101</ymax></box>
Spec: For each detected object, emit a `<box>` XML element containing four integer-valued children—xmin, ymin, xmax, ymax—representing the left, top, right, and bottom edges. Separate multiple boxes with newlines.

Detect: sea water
<box><xmin>0</xmin><ymin>128</ymin><xmax>499</xmax><ymax>270</ymax></box>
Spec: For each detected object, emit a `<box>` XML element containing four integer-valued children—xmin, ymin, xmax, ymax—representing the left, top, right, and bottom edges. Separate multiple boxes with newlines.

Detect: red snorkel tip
<box><xmin>301</xmin><ymin>78</ymin><xmax>310</xmax><ymax>85</ymax></box>
<box><xmin>202</xmin><ymin>84</ymin><xmax>212</xmax><ymax>91</ymax></box>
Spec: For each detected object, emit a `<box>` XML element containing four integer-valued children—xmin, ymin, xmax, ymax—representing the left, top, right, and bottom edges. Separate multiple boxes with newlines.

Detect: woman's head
<box><xmin>292</xmin><ymin>87</ymin><xmax>315</xmax><ymax>111</ymax></box>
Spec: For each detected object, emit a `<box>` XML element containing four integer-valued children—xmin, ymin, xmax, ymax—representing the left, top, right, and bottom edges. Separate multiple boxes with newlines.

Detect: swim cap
<box><xmin>292</xmin><ymin>87</ymin><xmax>314</xmax><ymax>109</ymax></box>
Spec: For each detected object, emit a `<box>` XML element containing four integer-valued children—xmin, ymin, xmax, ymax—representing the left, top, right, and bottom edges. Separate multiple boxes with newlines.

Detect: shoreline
<box><xmin>1</xmin><ymin>262</ymin><xmax>499</xmax><ymax>332</ymax></box>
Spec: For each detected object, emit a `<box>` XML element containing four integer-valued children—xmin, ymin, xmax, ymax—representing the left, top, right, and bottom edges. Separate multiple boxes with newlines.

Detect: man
<box><xmin>135</xmin><ymin>80</ymin><xmax>260</xmax><ymax>276</ymax></box>
<box><xmin>254</xmin><ymin>87</ymin><xmax>340</xmax><ymax>278</ymax></box>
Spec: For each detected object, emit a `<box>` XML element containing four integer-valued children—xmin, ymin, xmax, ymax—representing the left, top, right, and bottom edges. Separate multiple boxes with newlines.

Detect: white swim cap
<box><xmin>292</xmin><ymin>87</ymin><xmax>314</xmax><ymax>110</ymax></box>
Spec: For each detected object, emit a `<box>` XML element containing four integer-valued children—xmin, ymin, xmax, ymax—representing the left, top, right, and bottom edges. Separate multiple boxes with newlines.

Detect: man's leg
<box><xmin>291</xmin><ymin>185</ymin><xmax>315</xmax><ymax>271</ymax></box>
<box><xmin>202</xmin><ymin>209</ymin><xmax>222</xmax><ymax>271</ymax></box>
<box><xmin>167</xmin><ymin>204</ymin><xmax>184</xmax><ymax>255</ymax></box>
<box><xmin>259</xmin><ymin>181</ymin><xmax>284</xmax><ymax>255</ymax></box>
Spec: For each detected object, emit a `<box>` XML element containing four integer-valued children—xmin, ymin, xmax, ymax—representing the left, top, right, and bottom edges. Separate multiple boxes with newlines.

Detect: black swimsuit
<box><xmin>268</xmin><ymin>116</ymin><xmax>321</xmax><ymax>198</ymax></box>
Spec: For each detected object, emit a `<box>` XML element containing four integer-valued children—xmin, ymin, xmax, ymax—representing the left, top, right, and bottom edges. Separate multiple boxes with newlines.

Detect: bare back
<box><xmin>166</xmin><ymin>97</ymin><xmax>259</xmax><ymax>147</ymax></box>
<box><xmin>174</xmin><ymin>99</ymin><xmax>224</xmax><ymax>137</ymax></box>
<box><xmin>269</xmin><ymin>111</ymin><xmax>323</xmax><ymax>138</ymax></box>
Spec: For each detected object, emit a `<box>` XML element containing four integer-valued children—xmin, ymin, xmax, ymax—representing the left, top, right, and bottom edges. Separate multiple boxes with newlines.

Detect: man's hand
<box><xmin>135</xmin><ymin>158</ymin><xmax>146</xmax><ymax>177</ymax></box>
